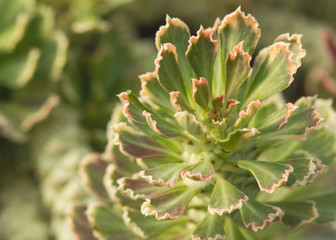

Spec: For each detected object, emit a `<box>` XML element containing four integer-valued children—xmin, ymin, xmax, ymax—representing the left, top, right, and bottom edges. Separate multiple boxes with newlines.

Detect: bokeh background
<box><xmin>1</xmin><ymin>0</ymin><xmax>336</xmax><ymax>239</ymax></box>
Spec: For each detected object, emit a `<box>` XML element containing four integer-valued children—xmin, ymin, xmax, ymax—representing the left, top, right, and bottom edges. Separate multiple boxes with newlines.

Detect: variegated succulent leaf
<box><xmin>84</xmin><ymin>7</ymin><xmax>336</xmax><ymax>240</ymax></box>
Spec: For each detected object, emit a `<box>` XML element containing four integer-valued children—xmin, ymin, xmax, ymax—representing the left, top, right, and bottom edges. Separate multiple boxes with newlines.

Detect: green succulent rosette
<box><xmin>79</xmin><ymin>8</ymin><xmax>336</xmax><ymax>240</ymax></box>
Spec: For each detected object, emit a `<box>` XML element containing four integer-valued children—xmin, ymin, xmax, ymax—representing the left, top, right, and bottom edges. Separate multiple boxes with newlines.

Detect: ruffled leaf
<box><xmin>233</xmin><ymin>100</ymin><xmax>260</xmax><ymax>129</ymax></box>
<box><xmin>140</xmin><ymin>163</ymin><xmax>190</xmax><ymax>187</ymax></box>
<box><xmin>170</xmin><ymin>91</ymin><xmax>193</xmax><ymax>112</ymax></box>
<box><xmin>192</xmin><ymin>77</ymin><xmax>210</xmax><ymax>110</ymax></box>
<box><xmin>237</xmin><ymin>160</ymin><xmax>293</xmax><ymax>193</ymax></box>
<box><xmin>270</xmin><ymin>201</ymin><xmax>318</xmax><ymax>227</ymax></box>
<box><xmin>243</xmin><ymin>42</ymin><xmax>298</xmax><ymax>107</ymax></box>
<box><xmin>217</xmin><ymin>128</ymin><xmax>259</xmax><ymax>151</ymax></box>
<box><xmin>156</xmin><ymin>43</ymin><xmax>190</xmax><ymax>106</ymax></box>
<box><xmin>274</xmin><ymin>33</ymin><xmax>306</xmax><ymax>68</ymax></box>
<box><xmin>218</xmin><ymin>6</ymin><xmax>260</xmax><ymax>59</ymax></box>
<box><xmin>141</xmin><ymin>187</ymin><xmax>201</xmax><ymax>220</ymax></box>
<box><xmin>307</xmin><ymin>192</ymin><xmax>336</xmax><ymax>224</ymax></box>
<box><xmin>208</xmin><ymin>177</ymin><xmax>248</xmax><ymax>215</ymax></box>
<box><xmin>79</xmin><ymin>153</ymin><xmax>109</xmax><ymax>200</ymax></box>
<box><xmin>249</xmin><ymin>103</ymin><xmax>297</xmax><ymax>132</ymax></box>
<box><xmin>192</xmin><ymin>214</ymin><xmax>225</xmax><ymax>240</ymax></box>
<box><xmin>118</xmin><ymin>91</ymin><xmax>147</xmax><ymax>124</ymax></box>
<box><xmin>139</xmin><ymin>72</ymin><xmax>172</xmax><ymax>111</ymax></box>
<box><xmin>155</xmin><ymin>15</ymin><xmax>193</xmax><ymax>89</ymax></box>
<box><xmin>117</xmin><ymin>177</ymin><xmax>169</xmax><ymax>200</ymax></box>
<box><xmin>86</xmin><ymin>204</ymin><xmax>134</xmax><ymax>239</ymax></box>
<box><xmin>282</xmin><ymin>156</ymin><xmax>324</xmax><ymax>187</ymax></box>
<box><xmin>143</xmin><ymin>111</ymin><xmax>182</xmax><ymax>138</ymax></box>
<box><xmin>174</xmin><ymin>111</ymin><xmax>207</xmax><ymax>138</ymax></box>
<box><xmin>240</xmin><ymin>200</ymin><xmax>283</xmax><ymax>232</ymax></box>
<box><xmin>181</xmin><ymin>159</ymin><xmax>215</xmax><ymax>181</ymax></box>
<box><xmin>262</xmin><ymin>97</ymin><xmax>321</xmax><ymax>141</ymax></box>
<box><xmin>123</xmin><ymin>207</ymin><xmax>187</xmax><ymax>239</ymax></box>
<box><xmin>186</xmin><ymin>26</ymin><xmax>218</xmax><ymax>82</ymax></box>
<box><xmin>225</xmin><ymin>42</ymin><xmax>252</xmax><ymax>101</ymax></box>
<box><xmin>113</xmin><ymin>122</ymin><xmax>168</xmax><ymax>158</ymax></box>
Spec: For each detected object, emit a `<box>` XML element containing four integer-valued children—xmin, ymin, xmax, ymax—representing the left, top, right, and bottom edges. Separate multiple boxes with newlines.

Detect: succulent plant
<box><xmin>75</xmin><ymin>7</ymin><xmax>336</xmax><ymax>240</ymax></box>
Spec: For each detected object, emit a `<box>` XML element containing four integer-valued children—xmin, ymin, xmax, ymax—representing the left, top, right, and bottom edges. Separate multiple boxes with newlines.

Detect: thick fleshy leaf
<box><xmin>123</xmin><ymin>207</ymin><xmax>188</xmax><ymax>239</ymax></box>
<box><xmin>141</xmin><ymin>187</ymin><xmax>201</xmax><ymax>220</ymax></box>
<box><xmin>156</xmin><ymin>43</ymin><xmax>190</xmax><ymax>106</ymax></box>
<box><xmin>218</xmin><ymin>6</ymin><xmax>260</xmax><ymax>60</ymax></box>
<box><xmin>140</xmin><ymin>163</ymin><xmax>191</xmax><ymax>187</ymax></box>
<box><xmin>170</xmin><ymin>91</ymin><xmax>193</xmax><ymax>112</ymax></box>
<box><xmin>68</xmin><ymin>205</ymin><xmax>95</xmax><ymax>240</ymax></box>
<box><xmin>261</xmin><ymin>97</ymin><xmax>321</xmax><ymax>141</ymax></box>
<box><xmin>307</xmin><ymin>192</ymin><xmax>336</xmax><ymax>224</ymax></box>
<box><xmin>298</xmin><ymin>126</ymin><xmax>336</xmax><ymax>165</ymax></box>
<box><xmin>174</xmin><ymin>111</ymin><xmax>207</xmax><ymax>138</ymax></box>
<box><xmin>217</xmin><ymin>128</ymin><xmax>259</xmax><ymax>151</ymax></box>
<box><xmin>243</xmin><ymin>42</ymin><xmax>298</xmax><ymax>107</ymax></box>
<box><xmin>139</xmin><ymin>71</ymin><xmax>172</xmax><ymax>111</ymax></box>
<box><xmin>249</xmin><ymin>103</ymin><xmax>297</xmax><ymax>132</ymax></box>
<box><xmin>117</xmin><ymin>177</ymin><xmax>169</xmax><ymax>200</ymax></box>
<box><xmin>143</xmin><ymin>111</ymin><xmax>182</xmax><ymax>138</ymax></box>
<box><xmin>113</xmin><ymin>123</ymin><xmax>168</xmax><ymax>158</ymax></box>
<box><xmin>240</xmin><ymin>200</ymin><xmax>283</xmax><ymax>232</ymax></box>
<box><xmin>155</xmin><ymin>15</ymin><xmax>193</xmax><ymax>91</ymax></box>
<box><xmin>270</xmin><ymin>201</ymin><xmax>318</xmax><ymax>227</ymax></box>
<box><xmin>79</xmin><ymin>153</ymin><xmax>109</xmax><ymax>200</ymax></box>
<box><xmin>192</xmin><ymin>77</ymin><xmax>210</xmax><ymax>110</ymax></box>
<box><xmin>237</xmin><ymin>160</ymin><xmax>293</xmax><ymax>193</ymax></box>
<box><xmin>274</xmin><ymin>33</ymin><xmax>306</xmax><ymax>68</ymax></box>
<box><xmin>192</xmin><ymin>214</ymin><xmax>225</xmax><ymax>240</ymax></box>
<box><xmin>282</xmin><ymin>156</ymin><xmax>324</xmax><ymax>187</ymax></box>
<box><xmin>233</xmin><ymin>100</ymin><xmax>260</xmax><ymax>129</ymax></box>
<box><xmin>186</xmin><ymin>26</ymin><xmax>218</xmax><ymax>82</ymax></box>
<box><xmin>86</xmin><ymin>204</ymin><xmax>134</xmax><ymax>239</ymax></box>
<box><xmin>118</xmin><ymin>91</ymin><xmax>147</xmax><ymax>124</ymax></box>
<box><xmin>208</xmin><ymin>177</ymin><xmax>248</xmax><ymax>215</ymax></box>
<box><xmin>181</xmin><ymin>159</ymin><xmax>214</xmax><ymax>181</ymax></box>
<box><xmin>225</xmin><ymin>42</ymin><xmax>252</xmax><ymax>101</ymax></box>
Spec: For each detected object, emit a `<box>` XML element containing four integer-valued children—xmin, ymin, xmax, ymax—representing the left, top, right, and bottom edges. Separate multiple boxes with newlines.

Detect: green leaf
<box><xmin>217</xmin><ymin>128</ymin><xmax>259</xmax><ymax>151</ymax></box>
<box><xmin>143</xmin><ymin>111</ymin><xmax>182</xmax><ymax>138</ymax></box>
<box><xmin>155</xmin><ymin>15</ymin><xmax>193</xmax><ymax>92</ymax></box>
<box><xmin>282</xmin><ymin>155</ymin><xmax>324</xmax><ymax>187</ymax></box>
<box><xmin>113</xmin><ymin>123</ymin><xmax>168</xmax><ymax>159</ymax></box>
<box><xmin>140</xmin><ymin>163</ymin><xmax>191</xmax><ymax>187</ymax></box>
<box><xmin>174</xmin><ymin>111</ymin><xmax>207</xmax><ymax>138</ymax></box>
<box><xmin>233</xmin><ymin>100</ymin><xmax>260</xmax><ymax>129</ymax></box>
<box><xmin>237</xmin><ymin>160</ymin><xmax>293</xmax><ymax>193</ymax></box>
<box><xmin>270</xmin><ymin>201</ymin><xmax>318</xmax><ymax>227</ymax></box>
<box><xmin>86</xmin><ymin>204</ymin><xmax>134</xmax><ymax>239</ymax></box>
<box><xmin>79</xmin><ymin>153</ymin><xmax>109</xmax><ymax>200</ymax></box>
<box><xmin>274</xmin><ymin>33</ymin><xmax>306</xmax><ymax>68</ymax></box>
<box><xmin>249</xmin><ymin>103</ymin><xmax>297</xmax><ymax>132</ymax></box>
<box><xmin>141</xmin><ymin>187</ymin><xmax>201</xmax><ymax>220</ymax></box>
<box><xmin>170</xmin><ymin>91</ymin><xmax>194</xmax><ymax>112</ymax></box>
<box><xmin>243</xmin><ymin>42</ymin><xmax>298</xmax><ymax>107</ymax></box>
<box><xmin>240</xmin><ymin>200</ymin><xmax>283</xmax><ymax>232</ymax></box>
<box><xmin>156</xmin><ymin>43</ymin><xmax>190</xmax><ymax>107</ymax></box>
<box><xmin>117</xmin><ymin>177</ymin><xmax>169</xmax><ymax>200</ymax></box>
<box><xmin>225</xmin><ymin>42</ymin><xmax>251</xmax><ymax>101</ymax></box>
<box><xmin>218</xmin><ymin>6</ymin><xmax>260</xmax><ymax>60</ymax></box>
<box><xmin>192</xmin><ymin>214</ymin><xmax>225</xmax><ymax>240</ymax></box>
<box><xmin>186</xmin><ymin>26</ymin><xmax>218</xmax><ymax>82</ymax></box>
<box><xmin>123</xmin><ymin>207</ymin><xmax>188</xmax><ymax>239</ymax></box>
<box><xmin>181</xmin><ymin>159</ymin><xmax>214</xmax><ymax>181</ymax></box>
<box><xmin>118</xmin><ymin>91</ymin><xmax>147</xmax><ymax>124</ymax></box>
<box><xmin>307</xmin><ymin>192</ymin><xmax>336</xmax><ymax>224</ymax></box>
<box><xmin>261</xmin><ymin>97</ymin><xmax>321</xmax><ymax>141</ymax></box>
<box><xmin>68</xmin><ymin>205</ymin><xmax>96</xmax><ymax>240</ymax></box>
<box><xmin>208</xmin><ymin>177</ymin><xmax>248</xmax><ymax>215</ymax></box>
<box><xmin>224</xmin><ymin>217</ymin><xmax>257</xmax><ymax>240</ymax></box>
<box><xmin>139</xmin><ymin>71</ymin><xmax>172</xmax><ymax>111</ymax></box>
<box><xmin>192</xmin><ymin>77</ymin><xmax>210</xmax><ymax>110</ymax></box>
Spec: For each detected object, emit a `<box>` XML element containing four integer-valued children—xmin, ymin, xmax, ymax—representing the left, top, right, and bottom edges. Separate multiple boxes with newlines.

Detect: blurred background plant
<box><xmin>0</xmin><ymin>0</ymin><xmax>336</xmax><ymax>239</ymax></box>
